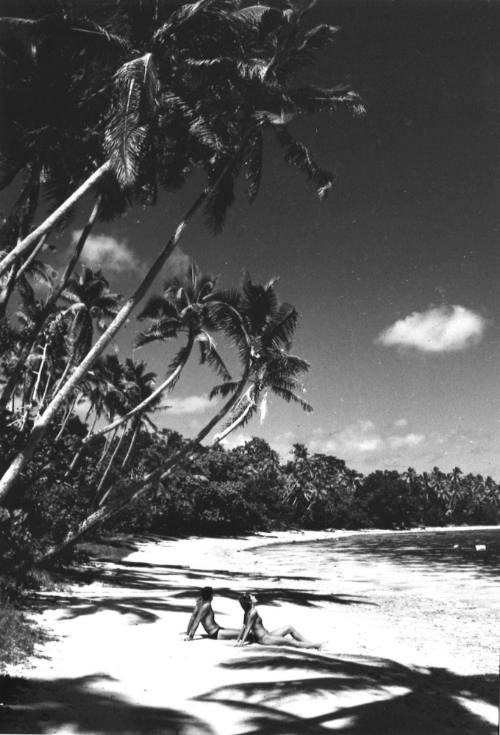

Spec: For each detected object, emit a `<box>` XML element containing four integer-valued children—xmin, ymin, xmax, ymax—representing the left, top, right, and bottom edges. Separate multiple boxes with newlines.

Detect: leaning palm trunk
<box><xmin>0</xmin><ymin>163</ymin><xmax>110</xmax><ymax>279</ymax></box>
<box><xmin>31</xmin><ymin>343</ymin><xmax>48</xmax><ymax>408</ymax></box>
<box><xmin>54</xmin><ymin>392</ymin><xmax>79</xmax><ymax>441</ymax></box>
<box><xmin>34</xmin><ymin>367</ymin><xmax>252</xmax><ymax>564</ymax></box>
<box><xmin>0</xmin><ymin>138</ymin><xmax>251</xmax><ymax>503</ymax></box>
<box><xmin>16</xmin><ymin>233</ymin><xmax>48</xmax><ymax>280</ymax></box>
<box><xmin>94</xmin><ymin>427</ymin><xmax>128</xmax><ymax>504</ymax></box>
<box><xmin>212</xmin><ymin>390</ymin><xmax>255</xmax><ymax>444</ymax></box>
<box><xmin>120</xmin><ymin>420</ymin><xmax>140</xmax><ymax>470</ymax></box>
<box><xmin>79</xmin><ymin>334</ymin><xmax>195</xmax><ymax>450</ymax></box>
<box><xmin>96</xmin><ymin>427</ymin><xmax>118</xmax><ymax>471</ymax></box>
<box><xmin>0</xmin><ymin>198</ymin><xmax>101</xmax><ymax>410</ymax></box>
<box><xmin>0</xmin><ymin>262</ymin><xmax>20</xmax><ymax>319</ymax></box>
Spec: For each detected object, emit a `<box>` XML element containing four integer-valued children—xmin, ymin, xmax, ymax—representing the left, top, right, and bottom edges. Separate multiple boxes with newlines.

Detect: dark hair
<box><xmin>238</xmin><ymin>592</ymin><xmax>253</xmax><ymax>611</ymax></box>
<box><xmin>201</xmin><ymin>587</ymin><xmax>213</xmax><ymax>601</ymax></box>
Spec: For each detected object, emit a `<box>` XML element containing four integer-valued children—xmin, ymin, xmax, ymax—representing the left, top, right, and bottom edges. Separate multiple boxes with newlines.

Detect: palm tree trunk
<box><xmin>15</xmin><ymin>234</ymin><xmax>48</xmax><ymax>280</ymax></box>
<box><xmin>212</xmin><ymin>393</ymin><xmax>254</xmax><ymax>444</ymax></box>
<box><xmin>120</xmin><ymin>421</ymin><xmax>139</xmax><ymax>469</ymax></box>
<box><xmin>54</xmin><ymin>392</ymin><xmax>79</xmax><ymax>441</ymax></box>
<box><xmin>0</xmin><ymin>129</ymin><xmax>255</xmax><ymax>503</ymax></box>
<box><xmin>0</xmin><ymin>263</ymin><xmax>20</xmax><ymax>319</ymax></box>
<box><xmin>31</xmin><ymin>343</ymin><xmax>48</xmax><ymax>407</ymax></box>
<box><xmin>0</xmin><ymin>178</ymin><xmax>215</xmax><ymax>501</ymax></box>
<box><xmin>50</xmin><ymin>353</ymin><xmax>74</xmax><ymax>401</ymax></box>
<box><xmin>96</xmin><ymin>427</ymin><xmax>118</xmax><ymax>470</ymax></box>
<box><xmin>0</xmin><ymin>163</ymin><xmax>110</xmax><ymax>279</ymax></box>
<box><xmin>33</xmin><ymin>376</ymin><xmax>251</xmax><ymax>565</ymax></box>
<box><xmin>94</xmin><ymin>427</ymin><xmax>128</xmax><ymax>505</ymax></box>
<box><xmin>37</xmin><ymin>367</ymin><xmax>53</xmax><ymax>416</ymax></box>
<box><xmin>0</xmin><ymin>198</ymin><xmax>101</xmax><ymax>410</ymax></box>
<box><xmin>196</xmin><ymin>369</ymin><xmax>250</xmax><ymax>444</ymax></box>
<box><xmin>80</xmin><ymin>334</ymin><xmax>195</xmax><ymax>448</ymax></box>
<box><xmin>67</xmin><ymin>411</ymin><xmax>98</xmax><ymax>475</ymax></box>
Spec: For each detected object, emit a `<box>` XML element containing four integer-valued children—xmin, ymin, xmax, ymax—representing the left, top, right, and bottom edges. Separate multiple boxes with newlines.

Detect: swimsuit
<box><xmin>207</xmin><ymin>625</ymin><xmax>221</xmax><ymax>639</ymax></box>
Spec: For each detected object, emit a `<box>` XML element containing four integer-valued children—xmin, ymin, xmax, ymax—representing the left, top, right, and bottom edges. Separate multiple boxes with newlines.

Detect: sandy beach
<box><xmin>1</xmin><ymin>528</ymin><xmax>498</xmax><ymax>734</ymax></box>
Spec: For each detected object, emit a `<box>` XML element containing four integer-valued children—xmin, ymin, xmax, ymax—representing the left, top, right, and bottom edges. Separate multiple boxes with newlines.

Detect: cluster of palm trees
<box><xmin>402</xmin><ymin>466</ymin><xmax>500</xmax><ymax>522</ymax></box>
<box><xmin>1</xmin><ymin>252</ymin><xmax>314</xmax><ymax>560</ymax></box>
<box><xmin>0</xmin><ymin>0</ymin><xmax>364</xmax><ymax>519</ymax></box>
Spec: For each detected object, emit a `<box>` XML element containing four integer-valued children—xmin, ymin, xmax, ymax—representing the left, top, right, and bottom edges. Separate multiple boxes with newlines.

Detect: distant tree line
<box><xmin>1</xmin><ymin>415</ymin><xmax>499</xmax><ymax>572</ymax></box>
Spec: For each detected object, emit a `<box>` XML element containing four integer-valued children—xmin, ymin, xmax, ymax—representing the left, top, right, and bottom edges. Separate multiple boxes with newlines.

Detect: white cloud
<box><xmin>162</xmin><ymin>247</ymin><xmax>192</xmax><ymax>279</ymax></box>
<box><xmin>167</xmin><ymin>395</ymin><xmax>212</xmax><ymax>415</ymax></box>
<box><xmin>376</xmin><ymin>305</ymin><xmax>487</xmax><ymax>352</ymax></box>
<box><xmin>72</xmin><ymin>231</ymin><xmax>142</xmax><ymax>273</ymax></box>
<box><xmin>220</xmin><ymin>432</ymin><xmax>251</xmax><ymax>450</ymax></box>
<box><xmin>270</xmin><ymin>431</ymin><xmax>298</xmax><ymax>460</ymax></box>
<box><xmin>311</xmin><ymin>420</ymin><xmax>382</xmax><ymax>455</ymax></box>
<box><xmin>388</xmin><ymin>433</ymin><xmax>425</xmax><ymax>449</ymax></box>
<box><xmin>309</xmin><ymin>420</ymin><xmax>426</xmax><ymax>459</ymax></box>
<box><xmin>393</xmin><ymin>418</ymin><xmax>408</xmax><ymax>429</ymax></box>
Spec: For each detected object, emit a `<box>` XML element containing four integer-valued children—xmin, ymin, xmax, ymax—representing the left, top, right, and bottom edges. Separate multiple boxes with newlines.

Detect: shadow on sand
<box><xmin>0</xmin><ymin>674</ymin><xmax>213</xmax><ymax>734</ymax></box>
<box><xmin>197</xmin><ymin>650</ymin><xmax>496</xmax><ymax>735</ymax></box>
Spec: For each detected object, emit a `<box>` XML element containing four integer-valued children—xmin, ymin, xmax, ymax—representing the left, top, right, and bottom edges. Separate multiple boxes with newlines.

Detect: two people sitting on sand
<box><xmin>185</xmin><ymin>587</ymin><xmax>320</xmax><ymax>649</ymax></box>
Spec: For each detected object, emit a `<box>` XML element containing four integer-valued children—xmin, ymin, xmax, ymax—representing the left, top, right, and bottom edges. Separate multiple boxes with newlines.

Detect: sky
<box><xmin>3</xmin><ymin>0</ymin><xmax>500</xmax><ymax>476</ymax></box>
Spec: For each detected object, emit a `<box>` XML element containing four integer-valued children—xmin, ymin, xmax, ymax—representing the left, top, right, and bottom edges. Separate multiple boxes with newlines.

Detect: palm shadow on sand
<box><xmin>0</xmin><ymin>673</ymin><xmax>214</xmax><ymax>735</ymax></box>
<box><xmin>196</xmin><ymin>650</ymin><xmax>496</xmax><ymax>735</ymax></box>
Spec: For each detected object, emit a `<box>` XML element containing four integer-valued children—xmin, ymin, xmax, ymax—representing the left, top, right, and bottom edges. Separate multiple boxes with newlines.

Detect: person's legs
<box><xmin>260</xmin><ymin>633</ymin><xmax>320</xmax><ymax>649</ymax></box>
<box><xmin>269</xmin><ymin>625</ymin><xmax>308</xmax><ymax>641</ymax></box>
<box><xmin>216</xmin><ymin>627</ymin><xmax>241</xmax><ymax>640</ymax></box>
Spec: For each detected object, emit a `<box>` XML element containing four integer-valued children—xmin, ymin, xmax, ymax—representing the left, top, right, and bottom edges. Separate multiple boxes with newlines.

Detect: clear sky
<box><xmin>5</xmin><ymin>0</ymin><xmax>500</xmax><ymax>476</ymax></box>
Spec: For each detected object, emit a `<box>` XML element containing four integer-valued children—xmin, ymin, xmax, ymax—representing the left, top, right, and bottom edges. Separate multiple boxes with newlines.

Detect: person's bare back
<box><xmin>185</xmin><ymin>587</ymin><xmax>240</xmax><ymax>641</ymax></box>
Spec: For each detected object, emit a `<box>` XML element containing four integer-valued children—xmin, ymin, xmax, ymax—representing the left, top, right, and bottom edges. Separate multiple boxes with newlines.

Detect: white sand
<box><xmin>2</xmin><ymin>528</ymin><xmax>498</xmax><ymax>734</ymax></box>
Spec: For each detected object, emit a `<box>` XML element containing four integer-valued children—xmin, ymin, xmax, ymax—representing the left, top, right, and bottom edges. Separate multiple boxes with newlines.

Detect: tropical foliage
<box><xmin>0</xmin><ymin>0</ymin><xmax>364</xmax><ymax>501</ymax></box>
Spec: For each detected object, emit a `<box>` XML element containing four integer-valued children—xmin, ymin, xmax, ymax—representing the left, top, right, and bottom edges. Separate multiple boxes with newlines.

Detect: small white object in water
<box><xmin>453</xmin><ymin>544</ymin><xmax>459</xmax><ymax>549</ymax></box>
<box><xmin>475</xmin><ymin>544</ymin><xmax>486</xmax><ymax>552</ymax></box>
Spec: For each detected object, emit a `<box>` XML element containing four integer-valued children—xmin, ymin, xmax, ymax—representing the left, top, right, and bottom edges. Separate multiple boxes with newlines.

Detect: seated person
<box><xmin>185</xmin><ymin>587</ymin><xmax>240</xmax><ymax>640</ymax></box>
<box><xmin>236</xmin><ymin>592</ymin><xmax>321</xmax><ymax>649</ymax></box>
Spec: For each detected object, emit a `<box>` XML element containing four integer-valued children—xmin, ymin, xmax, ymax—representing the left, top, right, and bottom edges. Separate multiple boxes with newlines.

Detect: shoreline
<box><xmin>2</xmin><ymin>525</ymin><xmax>498</xmax><ymax>735</ymax></box>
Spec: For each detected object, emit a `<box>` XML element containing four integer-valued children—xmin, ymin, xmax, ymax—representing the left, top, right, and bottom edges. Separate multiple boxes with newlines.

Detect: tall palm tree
<box><xmin>74</xmin><ymin>264</ymin><xmax>231</xmax><ymax>452</ymax></box>
<box><xmin>201</xmin><ymin>273</ymin><xmax>312</xmax><ymax>443</ymax></box>
<box><xmin>35</xmin><ymin>272</ymin><xmax>311</xmax><ymax>562</ymax></box>
<box><xmin>0</xmin><ymin>11</ymin><xmax>130</xmax><ymax>269</ymax></box>
<box><xmin>0</xmin><ymin>1</ymin><xmax>362</xmax><ymax>503</ymax></box>
<box><xmin>0</xmin><ymin>197</ymin><xmax>103</xmax><ymax>409</ymax></box>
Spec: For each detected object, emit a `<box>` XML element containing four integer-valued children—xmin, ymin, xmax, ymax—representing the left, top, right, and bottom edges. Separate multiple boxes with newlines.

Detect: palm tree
<box><xmin>0</xmin><ymin>11</ymin><xmax>130</xmax><ymax>272</ymax></box>
<box><xmin>35</xmin><ymin>272</ymin><xmax>311</xmax><ymax>563</ymax></box>
<box><xmin>93</xmin><ymin>358</ymin><xmax>162</xmax><ymax>506</ymax></box>
<box><xmin>3</xmin><ymin>1</ymin><xmax>362</xmax><ymax>504</ymax></box>
<box><xmin>203</xmin><ymin>274</ymin><xmax>312</xmax><ymax>444</ymax></box>
<box><xmin>0</xmin><ymin>197</ymin><xmax>103</xmax><ymax>410</ymax></box>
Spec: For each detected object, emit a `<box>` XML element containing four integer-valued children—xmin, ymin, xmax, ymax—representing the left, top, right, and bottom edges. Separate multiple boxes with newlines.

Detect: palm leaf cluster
<box><xmin>209</xmin><ymin>272</ymin><xmax>312</xmax><ymax>440</ymax></box>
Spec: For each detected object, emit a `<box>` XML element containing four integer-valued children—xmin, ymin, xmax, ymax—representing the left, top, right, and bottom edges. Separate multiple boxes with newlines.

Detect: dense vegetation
<box><xmin>0</xmin><ymin>0</ymin><xmax>497</xmax><ymax>570</ymax></box>
<box><xmin>1</xmin><ymin>0</ymin><xmax>498</xmax><ymax>668</ymax></box>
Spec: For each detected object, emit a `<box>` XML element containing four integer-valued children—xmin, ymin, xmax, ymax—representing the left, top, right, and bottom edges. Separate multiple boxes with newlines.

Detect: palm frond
<box><xmin>289</xmin><ymin>85</ymin><xmax>366</xmax><ymax>117</ymax></box>
<box><xmin>197</xmin><ymin>336</ymin><xmax>232</xmax><ymax>381</ymax></box>
<box><xmin>278</xmin><ymin>23</ymin><xmax>339</xmax><ymax>75</ymax></box>
<box><xmin>271</xmin><ymin>384</ymin><xmax>312</xmax><ymax>412</ymax></box>
<box><xmin>137</xmin><ymin>294</ymin><xmax>179</xmax><ymax>321</ymax></box>
<box><xmin>275</xmin><ymin>125</ymin><xmax>334</xmax><ymax>200</ymax></box>
<box><xmin>209</xmin><ymin>380</ymin><xmax>239</xmax><ymax>400</ymax></box>
<box><xmin>266</xmin><ymin>303</ymin><xmax>298</xmax><ymax>348</ymax></box>
<box><xmin>135</xmin><ymin>318</ymin><xmax>180</xmax><ymax>347</ymax></box>
<box><xmin>104</xmin><ymin>53</ymin><xmax>159</xmax><ymax>188</ymax></box>
<box><xmin>244</xmin><ymin>129</ymin><xmax>263</xmax><ymax>203</ymax></box>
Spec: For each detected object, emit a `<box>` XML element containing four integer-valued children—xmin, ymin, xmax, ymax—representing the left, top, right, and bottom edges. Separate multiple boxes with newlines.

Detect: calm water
<box><xmin>251</xmin><ymin>528</ymin><xmax>500</xmax><ymax>674</ymax></box>
<box><xmin>254</xmin><ymin>527</ymin><xmax>500</xmax><ymax>581</ymax></box>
